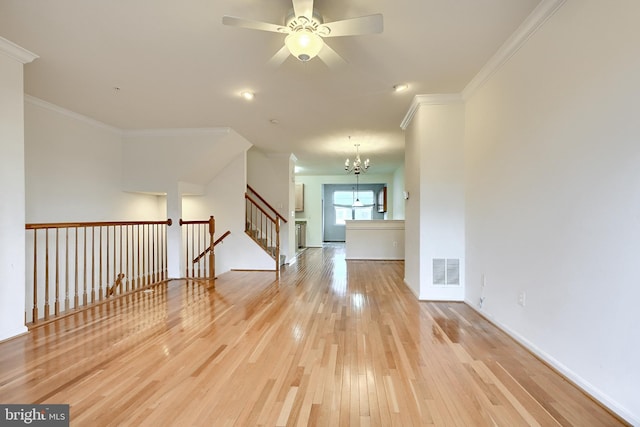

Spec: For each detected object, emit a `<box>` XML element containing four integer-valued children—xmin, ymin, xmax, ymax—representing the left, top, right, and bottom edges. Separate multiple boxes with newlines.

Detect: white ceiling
<box><xmin>0</xmin><ymin>0</ymin><xmax>541</xmax><ymax>175</ymax></box>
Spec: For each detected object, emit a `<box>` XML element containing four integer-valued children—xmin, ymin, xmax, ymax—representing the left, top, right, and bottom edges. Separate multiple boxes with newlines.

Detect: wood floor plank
<box><xmin>0</xmin><ymin>244</ymin><xmax>628</xmax><ymax>426</ymax></box>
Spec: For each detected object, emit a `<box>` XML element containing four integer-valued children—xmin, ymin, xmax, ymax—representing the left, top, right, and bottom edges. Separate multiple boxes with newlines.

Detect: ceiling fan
<box><xmin>222</xmin><ymin>0</ymin><xmax>383</xmax><ymax>67</ymax></box>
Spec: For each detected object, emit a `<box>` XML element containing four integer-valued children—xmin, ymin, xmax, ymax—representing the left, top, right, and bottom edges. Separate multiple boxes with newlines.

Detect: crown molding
<box><xmin>400</xmin><ymin>94</ymin><xmax>463</xmax><ymax>130</ymax></box>
<box><xmin>25</xmin><ymin>95</ymin><xmax>122</xmax><ymax>134</ymax></box>
<box><xmin>462</xmin><ymin>0</ymin><xmax>566</xmax><ymax>100</ymax></box>
<box><xmin>25</xmin><ymin>95</ymin><xmax>233</xmax><ymax>138</ymax></box>
<box><xmin>0</xmin><ymin>37</ymin><xmax>38</xmax><ymax>64</ymax></box>
<box><xmin>401</xmin><ymin>0</ymin><xmax>566</xmax><ymax>130</ymax></box>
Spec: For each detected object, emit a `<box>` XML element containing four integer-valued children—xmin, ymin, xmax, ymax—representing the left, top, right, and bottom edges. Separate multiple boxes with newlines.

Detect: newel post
<box><xmin>208</xmin><ymin>215</ymin><xmax>215</xmax><ymax>288</ymax></box>
<box><xmin>275</xmin><ymin>218</ymin><xmax>280</xmax><ymax>280</ymax></box>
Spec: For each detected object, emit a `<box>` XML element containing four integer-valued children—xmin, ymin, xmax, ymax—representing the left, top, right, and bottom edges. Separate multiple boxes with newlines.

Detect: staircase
<box><xmin>245</xmin><ymin>226</ymin><xmax>277</xmax><ymax>258</ymax></box>
<box><xmin>245</xmin><ymin>185</ymin><xmax>288</xmax><ymax>278</ymax></box>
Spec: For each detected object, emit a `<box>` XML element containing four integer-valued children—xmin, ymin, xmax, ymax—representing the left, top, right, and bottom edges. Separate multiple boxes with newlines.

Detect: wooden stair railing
<box><xmin>193</xmin><ymin>230</ymin><xmax>231</xmax><ymax>264</ymax></box>
<box><xmin>25</xmin><ymin>219</ymin><xmax>172</xmax><ymax>325</ymax></box>
<box><xmin>107</xmin><ymin>273</ymin><xmax>126</xmax><ymax>297</ymax></box>
<box><xmin>245</xmin><ymin>185</ymin><xmax>289</xmax><ymax>279</ymax></box>
<box><xmin>246</xmin><ymin>184</ymin><xmax>288</xmax><ymax>225</ymax></box>
<box><xmin>245</xmin><ymin>194</ymin><xmax>281</xmax><ymax>279</ymax></box>
<box><xmin>179</xmin><ymin>216</ymin><xmax>217</xmax><ymax>286</ymax></box>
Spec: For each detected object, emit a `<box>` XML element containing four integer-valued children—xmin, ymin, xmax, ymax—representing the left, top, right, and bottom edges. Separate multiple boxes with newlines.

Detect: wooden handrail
<box><xmin>26</xmin><ymin>219</ymin><xmax>172</xmax><ymax>229</ymax></box>
<box><xmin>179</xmin><ymin>219</ymin><xmax>207</xmax><ymax>226</ymax></box>
<box><xmin>192</xmin><ymin>230</ymin><xmax>231</xmax><ymax>264</ymax></box>
<box><xmin>246</xmin><ymin>184</ymin><xmax>288</xmax><ymax>223</ymax></box>
<box><xmin>245</xmin><ymin>194</ymin><xmax>277</xmax><ymax>223</ymax></box>
<box><xmin>214</xmin><ymin>230</ymin><xmax>232</xmax><ymax>247</ymax></box>
<box><xmin>107</xmin><ymin>273</ymin><xmax>125</xmax><ymax>297</ymax></box>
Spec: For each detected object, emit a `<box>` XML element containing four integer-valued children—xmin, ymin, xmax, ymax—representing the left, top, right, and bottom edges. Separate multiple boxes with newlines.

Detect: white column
<box><xmin>0</xmin><ymin>37</ymin><xmax>38</xmax><ymax>340</ymax></box>
<box><xmin>166</xmin><ymin>185</ymin><xmax>182</xmax><ymax>278</ymax></box>
<box><xmin>402</xmin><ymin>94</ymin><xmax>466</xmax><ymax>301</ymax></box>
<box><xmin>288</xmin><ymin>154</ymin><xmax>297</xmax><ymax>262</ymax></box>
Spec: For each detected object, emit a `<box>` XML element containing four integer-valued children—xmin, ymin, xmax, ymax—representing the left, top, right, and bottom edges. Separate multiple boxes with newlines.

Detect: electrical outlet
<box><xmin>518</xmin><ymin>291</ymin><xmax>526</xmax><ymax>307</ymax></box>
<box><xmin>479</xmin><ymin>297</ymin><xmax>485</xmax><ymax>309</ymax></box>
<box><xmin>393</xmin><ymin>241</ymin><xmax>398</xmax><ymax>248</ymax></box>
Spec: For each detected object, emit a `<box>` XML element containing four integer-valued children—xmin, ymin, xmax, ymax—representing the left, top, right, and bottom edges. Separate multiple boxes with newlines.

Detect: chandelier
<box><xmin>344</xmin><ymin>140</ymin><xmax>370</xmax><ymax>207</ymax></box>
<box><xmin>344</xmin><ymin>142</ymin><xmax>370</xmax><ymax>175</ymax></box>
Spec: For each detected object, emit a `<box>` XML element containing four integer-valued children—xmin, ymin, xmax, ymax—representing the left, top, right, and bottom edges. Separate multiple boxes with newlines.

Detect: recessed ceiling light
<box><xmin>240</xmin><ymin>91</ymin><xmax>254</xmax><ymax>100</ymax></box>
<box><xmin>269</xmin><ymin>119</ymin><xmax>279</xmax><ymax>125</ymax></box>
<box><xmin>393</xmin><ymin>84</ymin><xmax>408</xmax><ymax>92</ymax></box>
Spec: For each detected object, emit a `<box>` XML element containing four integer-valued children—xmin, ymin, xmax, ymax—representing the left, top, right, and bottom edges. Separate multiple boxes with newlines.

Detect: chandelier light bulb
<box><xmin>345</xmin><ymin>142</ymin><xmax>370</xmax><ymax>175</ymax></box>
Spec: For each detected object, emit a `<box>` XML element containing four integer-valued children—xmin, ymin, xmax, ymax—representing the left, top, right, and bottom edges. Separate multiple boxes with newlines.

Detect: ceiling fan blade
<box><xmin>267</xmin><ymin>45</ymin><xmax>291</xmax><ymax>68</ymax></box>
<box><xmin>319</xmin><ymin>14</ymin><xmax>383</xmax><ymax>37</ymax></box>
<box><xmin>222</xmin><ymin>16</ymin><xmax>286</xmax><ymax>34</ymax></box>
<box><xmin>291</xmin><ymin>0</ymin><xmax>314</xmax><ymax>19</ymax></box>
<box><xmin>317</xmin><ymin>43</ymin><xmax>346</xmax><ymax>69</ymax></box>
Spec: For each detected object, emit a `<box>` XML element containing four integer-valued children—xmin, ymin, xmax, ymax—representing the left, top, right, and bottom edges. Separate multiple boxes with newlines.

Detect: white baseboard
<box><xmin>0</xmin><ymin>326</ymin><xmax>29</xmax><ymax>344</ymax></box>
<box><xmin>404</xmin><ymin>279</ymin><xmax>420</xmax><ymax>299</ymax></box>
<box><xmin>464</xmin><ymin>300</ymin><xmax>638</xmax><ymax>426</ymax></box>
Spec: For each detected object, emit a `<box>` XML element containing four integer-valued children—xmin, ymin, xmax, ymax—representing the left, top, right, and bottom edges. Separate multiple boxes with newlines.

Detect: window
<box><xmin>354</xmin><ymin>206</ymin><xmax>372</xmax><ymax>220</ymax></box>
<box><xmin>333</xmin><ymin>190</ymin><xmax>375</xmax><ymax>224</ymax></box>
<box><xmin>323</xmin><ymin>183</ymin><xmax>385</xmax><ymax>243</ymax></box>
<box><xmin>334</xmin><ymin>207</ymin><xmax>352</xmax><ymax>225</ymax></box>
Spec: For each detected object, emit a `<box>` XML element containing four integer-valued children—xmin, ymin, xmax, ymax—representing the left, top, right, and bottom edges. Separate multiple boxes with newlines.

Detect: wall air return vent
<box><xmin>433</xmin><ymin>258</ymin><xmax>460</xmax><ymax>286</ymax></box>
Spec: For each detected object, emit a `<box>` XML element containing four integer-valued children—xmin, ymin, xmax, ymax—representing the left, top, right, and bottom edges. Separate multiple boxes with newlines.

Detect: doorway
<box><xmin>323</xmin><ymin>183</ymin><xmax>385</xmax><ymax>242</ymax></box>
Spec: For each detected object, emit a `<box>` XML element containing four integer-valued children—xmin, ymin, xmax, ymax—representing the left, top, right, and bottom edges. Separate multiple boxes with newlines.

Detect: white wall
<box><xmin>345</xmin><ymin>220</ymin><xmax>404</xmax><ymax>260</ymax></box>
<box><xmin>404</xmin><ymin>121</ymin><xmax>421</xmax><ymax>297</ymax></box>
<box><xmin>403</xmin><ymin>98</ymin><xmax>466</xmax><ymax>301</ymax></box>
<box><xmin>421</xmin><ymin>101</ymin><xmax>465</xmax><ymax>301</ymax></box>
<box><xmin>295</xmin><ymin>173</ymin><xmax>396</xmax><ymax>247</ymax></box>
<box><xmin>25</xmin><ymin>99</ymin><xmax>164</xmax><ymax>222</ymax></box>
<box><xmin>247</xmin><ymin>148</ymin><xmax>295</xmax><ymax>265</ymax></box>
<box><xmin>464</xmin><ymin>1</ymin><xmax>640</xmax><ymax>423</ymax></box>
<box><xmin>183</xmin><ymin>153</ymin><xmax>275</xmax><ymax>274</ymax></box>
<box><xmin>0</xmin><ymin>39</ymin><xmax>35</xmax><ymax>341</ymax></box>
<box><xmin>122</xmin><ymin>128</ymin><xmax>249</xmax><ymax>194</ymax></box>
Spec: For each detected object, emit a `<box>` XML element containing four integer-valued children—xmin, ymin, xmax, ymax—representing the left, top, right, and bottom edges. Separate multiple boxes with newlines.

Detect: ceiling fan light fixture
<box><xmin>285</xmin><ymin>30</ymin><xmax>323</xmax><ymax>62</ymax></box>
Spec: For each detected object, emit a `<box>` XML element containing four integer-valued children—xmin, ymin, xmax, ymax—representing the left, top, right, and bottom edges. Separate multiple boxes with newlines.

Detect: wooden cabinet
<box><xmin>295</xmin><ymin>183</ymin><xmax>304</xmax><ymax>212</ymax></box>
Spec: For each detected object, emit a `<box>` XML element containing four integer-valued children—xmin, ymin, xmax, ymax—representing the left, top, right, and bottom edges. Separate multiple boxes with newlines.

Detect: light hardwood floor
<box><xmin>0</xmin><ymin>244</ymin><xmax>627</xmax><ymax>426</ymax></box>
